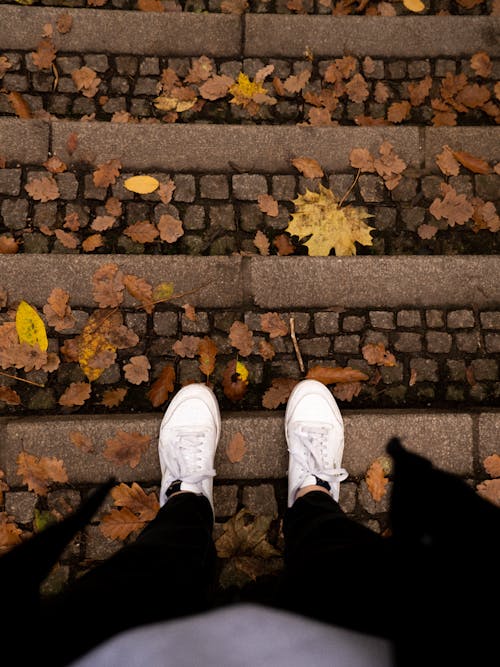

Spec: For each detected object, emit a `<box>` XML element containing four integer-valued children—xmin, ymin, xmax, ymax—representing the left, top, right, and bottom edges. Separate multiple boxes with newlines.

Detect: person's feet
<box><xmin>158</xmin><ymin>383</ymin><xmax>221</xmax><ymax>512</ymax></box>
<box><xmin>285</xmin><ymin>379</ymin><xmax>348</xmax><ymax>507</ymax></box>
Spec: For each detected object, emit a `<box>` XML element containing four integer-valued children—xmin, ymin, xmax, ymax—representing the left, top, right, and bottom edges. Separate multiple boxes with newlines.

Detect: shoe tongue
<box><xmin>295</xmin><ymin>421</ymin><xmax>332</xmax><ymax>433</ymax></box>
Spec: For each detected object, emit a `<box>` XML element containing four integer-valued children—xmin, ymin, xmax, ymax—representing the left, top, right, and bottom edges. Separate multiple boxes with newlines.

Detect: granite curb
<box><xmin>0</xmin><ymin>410</ymin><xmax>487</xmax><ymax>487</ymax></box>
<box><xmin>2</xmin><ymin>255</ymin><xmax>499</xmax><ymax>309</ymax></box>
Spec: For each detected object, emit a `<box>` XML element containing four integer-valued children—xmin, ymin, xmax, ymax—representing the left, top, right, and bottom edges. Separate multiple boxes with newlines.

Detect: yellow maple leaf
<box><xmin>228</xmin><ymin>73</ymin><xmax>276</xmax><ymax>113</ymax></box>
<box><xmin>286</xmin><ymin>184</ymin><xmax>374</xmax><ymax>256</ymax></box>
<box><xmin>77</xmin><ymin>311</ymin><xmax>119</xmax><ymax>382</ymax></box>
<box><xmin>15</xmin><ymin>300</ymin><xmax>48</xmax><ymax>351</ymax></box>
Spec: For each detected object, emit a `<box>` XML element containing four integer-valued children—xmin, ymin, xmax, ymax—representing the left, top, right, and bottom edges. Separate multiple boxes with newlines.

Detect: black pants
<box><xmin>41</xmin><ymin>491</ymin><xmax>387</xmax><ymax>666</ymax></box>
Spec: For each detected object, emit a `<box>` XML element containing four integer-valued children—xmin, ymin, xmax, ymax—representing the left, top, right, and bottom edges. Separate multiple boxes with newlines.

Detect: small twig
<box><xmin>0</xmin><ymin>370</ymin><xmax>45</xmax><ymax>387</ymax></box>
<box><xmin>338</xmin><ymin>168</ymin><xmax>361</xmax><ymax>208</ymax></box>
<box><xmin>52</xmin><ymin>63</ymin><xmax>59</xmax><ymax>92</ymax></box>
<box><xmin>290</xmin><ymin>317</ymin><xmax>305</xmax><ymax>374</ymax></box>
<box><xmin>141</xmin><ymin>280</ymin><xmax>214</xmax><ymax>309</ymax></box>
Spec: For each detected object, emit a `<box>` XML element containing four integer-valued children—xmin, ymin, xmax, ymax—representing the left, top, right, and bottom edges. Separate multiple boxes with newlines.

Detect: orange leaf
<box><xmin>429</xmin><ymin>183</ymin><xmax>474</xmax><ymax>227</ymax></box>
<box><xmin>407</xmin><ymin>76</ymin><xmax>432</xmax><ymax>107</ymax></box>
<box><xmin>387</xmin><ymin>100</ymin><xmax>411</xmax><ymax>123</ymax></box>
<box><xmin>197</xmin><ymin>337</ymin><xmax>218</xmax><ymax>377</ymax></box>
<box><xmin>284</xmin><ymin>69</ymin><xmax>311</xmax><ymax>93</ymax></box>
<box><xmin>306</xmin><ymin>365</ymin><xmax>369</xmax><ymax>384</ymax></box>
<box><xmin>91</xmin><ymin>215</ymin><xmax>116</xmax><ymax>232</ymax></box>
<box><xmin>147</xmin><ymin>365</ymin><xmax>175</xmax><ymax>407</ymax></box>
<box><xmin>258</xmin><ymin>340</ymin><xmax>275</xmax><ymax>361</ymax></box>
<box><xmin>103</xmin><ymin>430</ymin><xmax>151</xmax><ymax>469</ymax></box>
<box><xmin>43</xmin><ymin>156</ymin><xmax>67</xmax><ymax>174</ymax></box>
<box><xmin>31</xmin><ymin>38</ymin><xmax>57</xmax><ymax>70</ymax></box>
<box><xmin>332</xmin><ymin>381</ymin><xmax>363</xmax><ymax>402</ymax></box>
<box><xmin>349</xmin><ymin>147</ymin><xmax>375</xmax><ymax>172</ymax></box>
<box><xmin>258</xmin><ymin>194</ymin><xmax>279</xmax><ymax>217</ymax></box>
<box><xmin>100</xmin><ymin>507</ymin><xmax>145</xmax><ymax>540</ymax></box>
<box><xmin>262</xmin><ymin>377</ymin><xmax>298</xmax><ymax>409</ymax></box>
<box><xmin>124</xmin><ymin>220</ymin><xmax>159</xmax><ymax>243</ymax></box>
<box><xmin>365</xmin><ymin>460</ymin><xmax>388</xmax><ymax>501</ymax></box>
<box><xmin>43</xmin><ymin>287</ymin><xmax>76</xmax><ymax>332</ymax></box>
<box><xmin>260</xmin><ymin>312</ymin><xmax>288</xmax><ymax>338</ymax></box>
<box><xmin>93</xmin><ymin>159</ymin><xmax>122</xmax><ymax>188</ymax></box>
<box><xmin>253</xmin><ymin>230</ymin><xmax>270</xmax><ymax>255</ymax></box>
<box><xmin>137</xmin><ymin>0</ymin><xmax>165</xmax><ymax>9</ymax></box>
<box><xmin>222</xmin><ymin>360</ymin><xmax>248</xmax><ymax>403</ymax></box>
<box><xmin>470</xmin><ymin>51</ymin><xmax>492</xmax><ymax>78</ymax></box>
<box><xmin>0</xmin><ymin>386</ymin><xmax>21</xmax><ymax>405</ymax></box>
<box><xmin>226</xmin><ymin>431</ymin><xmax>247</xmax><ymax>463</ymax></box>
<box><xmin>291</xmin><ymin>157</ymin><xmax>324</xmax><ymax>179</ymax></box>
<box><xmin>476</xmin><ymin>478</ymin><xmax>500</xmax><ymax>507</ymax></box>
<box><xmin>273</xmin><ymin>234</ymin><xmax>295</xmax><ymax>256</ymax></box>
<box><xmin>82</xmin><ymin>234</ymin><xmax>104</xmax><ymax>252</ymax></box>
<box><xmin>123</xmin><ymin>273</ymin><xmax>154</xmax><ymax>313</ymax></box>
<box><xmin>59</xmin><ymin>382</ymin><xmax>91</xmax><ymax>407</ymax></box>
<box><xmin>101</xmin><ymin>387</ymin><xmax>128</xmax><ymax>408</ymax></box>
<box><xmin>69</xmin><ymin>430</ymin><xmax>94</xmax><ymax>453</ymax></box>
<box><xmin>451</xmin><ymin>150</ymin><xmax>490</xmax><ymax>175</ymax></box>
<box><xmin>361</xmin><ymin>342</ymin><xmax>396</xmax><ymax>367</ymax></box>
<box><xmin>17</xmin><ymin>452</ymin><xmax>68</xmax><ymax>496</ymax></box>
<box><xmin>435</xmin><ymin>145</ymin><xmax>460</xmax><ymax>176</ymax></box>
<box><xmin>199</xmin><ymin>74</ymin><xmax>234</xmax><ymax>101</ymax></box>
<box><xmin>92</xmin><ymin>262</ymin><xmax>125</xmax><ymax>308</ymax></box>
<box><xmin>484</xmin><ymin>454</ymin><xmax>500</xmax><ymax>478</ymax></box>
<box><xmin>229</xmin><ymin>321</ymin><xmax>254</xmax><ymax>357</ymax></box>
<box><xmin>345</xmin><ymin>74</ymin><xmax>369</xmax><ymax>103</ymax></box>
<box><xmin>111</xmin><ymin>482</ymin><xmax>159</xmax><ymax>521</ymax></box>
<box><xmin>123</xmin><ymin>355</ymin><xmax>150</xmax><ymax>385</ymax></box>
<box><xmin>182</xmin><ymin>304</ymin><xmax>196</xmax><ymax>322</ymax></box>
<box><xmin>157</xmin><ymin>214</ymin><xmax>184</xmax><ymax>243</ymax></box>
<box><xmin>54</xmin><ymin>229</ymin><xmax>79</xmax><ymax>249</ymax></box>
<box><xmin>57</xmin><ymin>13</ymin><xmax>73</xmax><ymax>34</ymax></box>
<box><xmin>0</xmin><ymin>235</ymin><xmax>18</xmax><ymax>254</ymax></box>
<box><xmin>0</xmin><ymin>513</ymin><xmax>22</xmax><ymax>553</ymax></box>
<box><xmin>25</xmin><ymin>176</ymin><xmax>60</xmax><ymax>202</ymax></box>
<box><xmin>172</xmin><ymin>336</ymin><xmax>201</xmax><ymax>359</ymax></box>
<box><xmin>66</xmin><ymin>132</ymin><xmax>78</xmax><ymax>155</ymax></box>
<box><xmin>7</xmin><ymin>92</ymin><xmax>32</xmax><ymax>119</ymax></box>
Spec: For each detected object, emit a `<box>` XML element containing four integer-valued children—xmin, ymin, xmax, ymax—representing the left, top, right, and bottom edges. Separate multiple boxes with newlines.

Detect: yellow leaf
<box><xmin>235</xmin><ymin>361</ymin><xmax>249</xmax><ymax>383</ymax></box>
<box><xmin>286</xmin><ymin>184</ymin><xmax>374</xmax><ymax>257</ymax></box>
<box><xmin>153</xmin><ymin>96</ymin><xmax>196</xmax><ymax>113</ymax></box>
<box><xmin>15</xmin><ymin>300</ymin><xmax>48</xmax><ymax>351</ymax></box>
<box><xmin>403</xmin><ymin>0</ymin><xmax>425</xmax><ymax>11</ymax></box>
<box><xmin>77</xmin><ymin>311</ymin><xmax>119</xmax><ymax>382</ymax></box>
<box><xmin>152</xmin><ymin>282</ymin><xmax>174</xmax><ymax>301</ymax></box>
<box><xmin>124</xmin><ymin>175</ymin><xmax>160</xmax><ymax>195</ymax></box>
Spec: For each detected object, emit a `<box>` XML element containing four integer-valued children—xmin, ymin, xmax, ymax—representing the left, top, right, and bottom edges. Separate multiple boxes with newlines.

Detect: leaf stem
<box><xmin>339</xmin><ymin>168</ymin><xmax>361</xmax><ymax>208</ymax></box>
<box><xmin>0</xmin><ymin>370</ymin><xmax>45</xmax><ymax>387</ymax></box>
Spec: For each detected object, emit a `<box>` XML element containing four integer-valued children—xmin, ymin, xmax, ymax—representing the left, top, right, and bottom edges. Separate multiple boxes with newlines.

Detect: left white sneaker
<box><xmin>158</xmin><ymin>383</ymin><xmax>221</xmax><ymax>512</ymax></box>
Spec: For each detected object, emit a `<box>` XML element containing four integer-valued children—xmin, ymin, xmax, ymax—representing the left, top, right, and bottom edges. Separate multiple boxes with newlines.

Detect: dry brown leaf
<box><xmin>0</xmin><ymin>386</ymin><xmax>21</xmax><ymax>405</ymax></box>
<box><xmin>253</xmin><ymin>230</ymin><xmax>270</xmax><ymax>255</ymax></box>
<box><xmin>361</xmin><ymin>342</ymin><xmax>396</xmax><ymax>367</ymax></box>
<box><xmin>185</xmin><ymin>56</ymin><xmax>213</xmax><ymax>84</ymax></box>
<box><xmin>229</xmin><ymin>321</ymin><xmax>254</xmax><ymax>357</ymax></box>
<box><xmin>17</xmin><ymin>452</ymin><xmax>68</xmax><ymax>496</ymax></box>
<box><xmin>111</xmin><ymin>482</ymin><xmax>159</xmax><ymax>521</ymax></box>
<box><xmin>363</xmin><ymin>56</ymin><xmax>375</xmax><ymax>75</ymax></box>
<box><xmin>66</xmin><ymin>132</ymin><xmax>78</xmax><ymax>155</ymax></box>
<box><xmin>137</xmin><ymin>0</ymin><xmax>165</xmax><ymax>10</ymax></box>
<box><xmin>198</xmin><ymin>337</ymin><xmax>218</xmax><ymax>377</ymax></box>
<box><xmin>407</xmin><ymin>75</ymin><xmax>432</xmax><ymax>107</ymax></box>
<box><xmin>25</xmin><ymin>176</ymin><xmax>60</xmax><ymax>202</ymax></box>
<box><xmin>101</xmin><ymin>387</ymin><xmax>128</xmax><ymax>408</ymax></box>
<box><xmin>451</xmin><ymin>150</ymin><xmax>490</xmax><ymax>175</ymax></box>
<box><xmin>0</xmin><ymin>513</ymin><xmax>22</xmax><ymax>554</ymax></box>
<box><xmin>182</xmin><ymin>304</ymin><xmax>196</xmax><ymax>322</ymax></box>
<box><xmin>93</xmin><ymin>159</ymin><xmax>122</xmax><ymax>188</ymax></box>
<box><xmin>222</xmin><ymin>360</ymin><xmax>248</xmax><ymax>403</ymax></box>
<box><xmin>123</xmin><ymin>355</ymin><xmax>150</xmax><ymax>385</ymax></box>
<box><xmin>483</xmin><ymin>454</ymin><xmax>500</xmax><ymax>478</ymax></box>
<box><xmin>7</xmin><ymin>92</ymin><xmax>32</xmax><ymax>119</ymax></box>
<box><xmin>471</xmin><ymin>199</ymin><xmax>500</xmax><ymax>233</ymax></box>
<box><xmin>105</xmin><ymin>197</ymin><xmax>123</xmax><ymax>217</ymax></box>
<box><xmin>273</xmin><ymin>234</ymin><xmax>295</xmax><ymax>256</ymax></box>
<box><xmin>332</xmin><ymin>381</ymin><xmax>362</xmax><ymax>402</ymax></box>
<box><xmin>220</xmin><ymin>0</ymin><xmax>248</xmax><ymax>13</ymax></box>
<box><xmin>374</xmin><ymin>81</ymin><xmax>390</xmax><ymax>104</ymax></box>
<box><xmin>124</xmin><ymin>220</ymin><xmax>159</xmax><ymax>243</ymax></box>
<box><xmin>91</xmin><ymin>215</ymin><xmax>116</xmax><ymax>232</ymax></box>
<box><xmin>417</xmin><ymin>224</ymin><xmax>438</xmax><ymax>239</ymax></box>
<box><xmin>258</xmin><ymin>340</ymin><xmax>275</xmax><ymax>361</ymax></box>
<box><xmin>157</xmin><ymin>214</ymin><xmax>184</xmax><ymax>243</ymax></box>
<box><xmin>43</xmin><ymin>287</ymin><xmax>76</xmax><ymax>332</ymax></box>
<box><xmin>306</xmin><ymin>365</ymin><xmax>369</xmax><ymax>384</ymax></box>
<box><xmin>431</xmin><ymin>110</ymin><xmax>457</xmax><ymax>127</ymax></box>
<box><xmin>476</xmin><ymin>478</ymin><xmax>500</xmax><ymax>507</ymax></box>
<box><xmin>345</xmin><ymin>73</ymin><xmax>369</xmax><ymax>103</ymax></box>
<box><xmin>0</xmin><ymin>56</ymin><xmax>12</xmax><ymax>79</ymax></box>
<box><xmin>57</xmin><ymin>12</ymin><xmax>73</xmax><ymax>33</ymax></box>
<box><xmin>349</xmin><ymin>147</ymin><xmax>375</xmax><ymax>172</ymax></box>
<box><xmin>226</xmin><ymin>431</ymin><xmax>247</xmax><ymax>463</ymax></box>
<box><xmin>104</xmin><ymin>430</ymin><xmax>151</xmax><ymax>469</ymax></box>
<box><xmin>409</xmin><ymin>368</ymin><xmax>418</xmax><ymax>386</ymax></box>
<box><xmin>373</xmin><ymin>141</ymin><xmax>407</xmax><ymax>190</ymax></box>
<box><xmin>82</xmin><ymin>234</ymin><xmax>104</xmax><ymax>252</ymax></box>
<box><xmin>158</xmin><ymin>179</ymin><xmax>176</xmax><ymax>205</ymax></box>
<box><xmin>32</xmin><ymin>38</ymin><xmax>57</xmax><ymax>70</ymax></box>
<box><xmin>366</xmin><ymin>460</ymin><xmax>388</xmax><ymax>501</ymax></box>
<box><xmin>258</xmin><ymin>194</ymin><xmax>279</xmax><ymax>217</ymax></box>
<box><xmin>291</xmin><ymin>157</ymin><xmax>324</xmax><ymax>179</ymax></box>
<box><xmin>284</xmin><ymin>69</ymin><xmax>311</xmax><ymax>94</ymax></box>
<box><xmin>43</xmin><ymin>156</ymin><xmax>67</xmax><ymax>174</ymax></box>
<box><xmin>387</xmin><ymin>101</ymin><xmax>411</xmax><ymax>123</ymax></box>
<box><xmin>59</xmin><ymin>382</ymin><xmax>91</xmax><ymax>407</ymax></box>
<box><xmin>172</xmin><ymin>335</ymin><xmax>201</xmax><ymax>358</ymax></box>
<box><xmin>69</xmin><ymin>431</ymin><xmax>94</xmax><ymax>454</ymax></box>
<box><xmin>199</xmin><ymin>74</ymin><xmax>234</xmax><ymax>101</ymax></box>
<box><xmin>147</xmin><ymin>365</ymin><xmax>175</xmax><ymax>407</ymax></box>
<box><xmin>72</xmin><ymin>66</ymin><xmax>101</xmax><ymax>98</ymax></box>
<box><xmin>100</xmin><ymin>507</ymin><xmax>145</xmax><ymax>541</ymax></box>
<box><xmin>106</xmin><ymin>324</ymin><xmax>139</xmax><ymax>349</ymax></box>
<box><xmin>307</xmin><ymin>107</ymin><xmax>337</xmax><ymax>126</ymax></box>
<box><xmin>92</xmin><ymin>262</ymin><xmax>125</xmax><ymax>308</ymax></box>
<box><xmin>54</xmin><ymin>229</ymin><xmax>79</xmax><ymax>249</ymax></box>
<box><xmin>260</xmin><ymin>312</ymin><xmax>288</xmax><ymax>338</ymax></box>
<box><xmin>262</xmin><ymin>377</ymin><xmax>298</xmax><ymax>409</ymax></box>
<box><xmin>215</xmin><ymin>509</ymin><xmax>279</xmax><ymax>560</ymax></box>
<box><xmin>123</xmin><ymin>274</ymin><xmax>154</xmax><ymax>313</ymax></box>
<box><xmin>455</xmin><ymin>83</ymin><xmax>490</xmax><ymax>109</ymax></box>
<box><xmin>435</xmin><ymin>145</ymin><xmax>460</xmax><ymax>176</ymax></box>
<box><xmin>429</xmin><ymin>182</ymin><xmax>474</xmax><ymax>227</ymax></box>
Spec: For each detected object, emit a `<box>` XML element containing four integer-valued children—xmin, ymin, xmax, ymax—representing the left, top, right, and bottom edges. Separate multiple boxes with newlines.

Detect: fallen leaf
<box><xmin>476</xmin><ymin>478</ymin><xmax>500</xmax><ymax>507</ymax></box>
<box><xmin>124</xmin><ymin>175</ymin><xmax>160</xmax><ymax>194</ymax></box>
<box><xmin>43</xmin><ymin>156</ymin><xmax>67</xmax><ymax>174</ymax></box>
<box><xmin>222</xmin><ymin>360</ymin><xmax>249</xmax><ymax>403</ymax></box>
<box><xmin>470</xmin><ymin>52</ymin><xmax>492</xmax><ymax>78</ymax></box>
<box><xmin>253</xmin><ymin>230</ymin><xmax>270</xmax><ymax>255</ymax></box>
<box><xmin>7</xmin><ymin>92</ymin><xmax>32</xmax><ymax>119</ymax></box>
<box><xmin>111</xmin><ymin>482</ymin><xmax>159</xmax><ymax>521</ymax></box>
<box><xmin>59</xmin><ymin>382</ymin><xmax>91</xmax><ymax>407</ymax></box>
<box><xmin>17</xmin><ymin>452</ymin><xmax>68</xmax><ymax>495</ymax></box>
<box><xmin>407</xmin><ymin>75</ymin><xmax>433</xmax><ymax>106</ymax></box>
<box><xmin>16</xmin><ymin>300</ymin><xmax>48</xmax><ymax>351</ymax></box>
<box><xmin>152</xmin><ymin>282</ymin><xmax>175</xmax><ymax>303</ymax></box>
<box><xmin>374</xmin><ymin>81</ymin><xmax>390</xmax><ymax>104</ymax></box>
<box><xmin>403</xmin><ymin>0</ymin><xmax>425</xmax><ymax>10</ymax></box>
<box><xmin>72</xmin><ymin>66</ymin><xmax>101</xmax><ymax>98</ymax></box>
<box><xmin>69</xmin><ymin>431</ymin><xmax>94</xmax><ymax>453</ymax></box>
<box><xmin>287</xmin><ymin>185</ymin><xmax>374</xmax><ymax>256</ymax></box>
<box><xmin>307</xmin><ymin>107</ymin><xmax>337</xmax><ymax>126</ymax></box>
<box><xmin>417</xmin><ymin>223</ymin><xmax>438</xmax><ymax>239</ymax></box>
<box><xmin>123</xmin><ymin>274</ymin><xmax>154</xmax><ymax>313</ymax></box>
<box><xmin>90</xmin><ymin>215</ymin><xmax>115</xmax><ymax>232</ymax></box>
<box><xmin>198</xmin><ymin>337</ymin><xmax>218</xmax><ymax>377</ymax></box>
<box><xmin>361</xmin><ymin>342</ymin><xmax>396</xmax><ymax>367</ymax></box>
<box><xmin>258</xmin><ymin>194</ymin><xmax>279</xmax><ymax>217</ymax></box>
<box><xmin>106</xmin><ymin>324</ymin><xmax>139</xmax><ymax>349</ymax></box>
<box><xmin>220</xmin><ymin>0</ymin><xmax>249</xmax><ymax>13</ymax></box>
<box><xmin>387</xmin><ymin>100</ymin><xmax>411</xmax><ymax>123</ymax></box>
<box><xmin>32</xmin><ymin>38</ymin><xmax>57</xmax><ymax>70</ymax></box>
<box><xmin>66</xmin><ymin>132</ymin><xmax>78</xmax><ymax>155</ymax></box>
<box><xmin>349</xmin><ymin>147</ymin><xmax>375</xmax><ymax>172</ymax></box>
<box><xmin>82</xmin><ymin>234</ymin><xmax>104</xmax><ymax>252</ymax></box>
<box><xmin>199</xmin><ymin>74</ymin><xmax>234</xmax><ymax>100</ymax></box>
<box><xmin>124</xmin><ymin>220</ymin><xmax>159</xmax><ymax>243</ymax></box>
<box><xmin>483</xmin><ymin>454</ymin><xmax>500</xmax><ymax>478</ymax></box>
<box><xmin>147</xmin><ymin>365</ymin><xmax>175</xmax><ymax>407</ymax></box>
<box><xmin>409</xmin><ymin>367</ymin><xmax>418</xmax><ymax>386</ymax></box>
<box><xmin>262</xmin><ymin>377</ymin><xmax>298</xmax><ymax>409</ymax></box>
<box><xmin>105</xmin><ymin>197</ymin><xmax>123</xmax><ymax>217</ymax></box>
<box><xmin>25</xmin><ymin>175</ymin><xmax>60</xmax><ymax>202</ymax></box>
<box><xmin>0</xmin><ymin>56</ymin><xmax>12</xmax><ymax>79</ymax></box>
<box><xmin>101</xmin><ymin>387</ymin><xmax>128</xmax><ymax>408</ymax></box>
<box><xmin>172</xmin><ymin>336</ymin><xmax>201</xmax><ymax>359</ymax></box>
<box><xmin>291</xmin><ymin>157</ymin><xmax>324</xmax><ymax>179</ymax></box>
<box><xmin>93</xmin><ymin>159</ymin><xmax>122</xmax><ymax>188</ymax></box>
<box><xmin>435</xmin><ymin>145</ymin><xmax>460</xmax><ymax>176</ymax></box>
<box><xmin>57</xmin><ymin>12</ymin><xmax>73</xmax><ymax>33</ymax></box>
<box><xmin>332</xmin><ymin>381</ymin><xmax>363</xmax><ymax>402</ymax></box>
<box><xmin>0</xmin><ymin>386</ymin><xmax>21</xmax><ymax>405</ymax></box>
<box><xmin>365</xmin><ymin>460</ymin><xmax>388</xmax><ymax>501</ymax></box>
<box><xmin>0</xmin><ymin>513</ymin><xmax>22</xmax><ymax>554</ymax></box>
<box><xmin>100</xmin><ymin>507</ymin><xmax>146</xmax><ymax>540</ymax></box>
<box><xmin>429</xmin><ymin>182</ymin><xmax>474</xmax><ymax>227</ymax></box>
<box><xmin>451</xmin><ymin>150</ymin><xmax>490</xmax><ymax>174</ymax></box>
<box><xmin>345</xmin><ymin>73</ymin><xmax>369</xmax><ymax>103</ymax></box>
<box><xmin>373</xmin><ymin>141</ymin><xmax>407</xmax><ymax>190</ymax></box>
<box><xmin>137</xmin><ymin>0</ymin><xmax>165</xmax><ymax>10</ymax></box>
<box><xmin>124</xmin><ymin>355</ymin><xmax>151</xmax><ymax>385</ymax></box>
<box><xmin>228</xmin><ymin>72</ymin><xmax>276</xmax><ymax>115</ymax></box>
<box><xmin>54</xmin><ymin>229</ymin><xmax>79</xmax><ymax>249</ymax></box>
<box><xmin>363</xmin><ymin>56</ymin><xmax>375</xmax><ymax>75</ymax></box>
<box><xmin>258</xmin><ymin>339</ymin><xmax>275</xmax><ymax>361</ymax></box>
<box><xmin>471</xmin><ymin>199</ymin><xmax>500</xmax><ymax>233</ymax></box>
<box><xmin>215</xmin><ymin>508</ymin><xmax>279</xmax><ymax>559</ymax></box>
<box><xmin>157</xmin><ymin>214</ymin><xmax>184</xmax><ymax>243</ymax></box>
<box><xmin>273</xmin><ymin>234</ymin><xmax>295</xmax><ymax>255</ymax></box>
<box><xmin>182</xmin><ymin>304</ymin><xmax>196</xmax><ymax>322</ymax></box>
<box><xmin>92</xmin><ymin>262</ymin><xmax>125</xmax><ymax>308</ymax></box>
<box><xmin>229</xmin><ymin>321</ymin><xmax>254</xmax><ymax>356</ymax></box>
<box><xmin>306</xmin><ymin>365</ymin><xmax>369</xmax><ymax>384</ymax></box>
<box><xmin>260</xmin><ymin>312</ymin><xmax>288</xmax><ymax>338</ymax></box>
<box><xmin>284</xmin><ymin>69</ymin><xmax>311</xmax><ymax>94</ymax></box>
<box><xmin>158</xmin><ymin>179</ymin><xmax>176</xmax><ymax>205</ymax></box>
<box><xmin>104</xmin><ymin>430</ymin><xmax>151</xmax><ymax>469</ymax></box>
<box><xmin>226</xmin><ymin>431</ymin><xmax>247</xmax><ymax>463</ymax></box>
<box><xmin>455</xmin><ymin>83</ymin><xmax>491</xmax><ymax>109</ymax></box>
<box><xmin>43</xmin><ymin>288</ymin><xmax>76</xmax><ymax>332</ymax></box>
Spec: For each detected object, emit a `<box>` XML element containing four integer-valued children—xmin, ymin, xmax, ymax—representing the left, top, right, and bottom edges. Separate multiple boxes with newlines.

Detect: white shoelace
<box><xmin>166</xmin><ymin>428</ymin><xmax>216</xmax><ymax>486</ymax></box>
<box><xmin>291</xmin><ymin>424</ymin><xmax>348</xmax><ymax>486</ymax></box>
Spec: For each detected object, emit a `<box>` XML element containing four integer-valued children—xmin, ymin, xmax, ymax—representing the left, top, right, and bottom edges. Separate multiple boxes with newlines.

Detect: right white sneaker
<box><xmin>285</xmin><ymin>379</ymin><xmax>348</xmax><ymax>507</ymax></box>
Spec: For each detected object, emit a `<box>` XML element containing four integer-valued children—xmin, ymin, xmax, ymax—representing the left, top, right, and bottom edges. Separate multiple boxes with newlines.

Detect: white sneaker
<box><xmin>158</xmin><ymin>383</ymin><xmax>221</xmax><ymax>513</ymax></box>
<box><xmin>285</xmin><ymin>379</ymin><xmax>348</xmax><ymax>507</ymax></box>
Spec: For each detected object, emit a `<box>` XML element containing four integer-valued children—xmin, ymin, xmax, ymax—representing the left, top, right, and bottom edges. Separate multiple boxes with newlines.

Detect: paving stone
<box><xmin>401</xmin><ymin>207</ymin><xmax>425</xmax><ymax>231</ymax></box>
<box><xmin>446</xmin><ymin>360</ymin><xmax>466</xmax><ymax>381</ymax></box>
<box><xmin>410</xmin><ymin>358</ymin><xmax>439</xmax><ymax>382</ymax></box>
<box><xmin>41</xmin><ymin>565</ymin><xmax>70</xmax><ymax>597</ymax></box>
<box><xmin>299</xmin><ymin>337</ymin><xmax>330</xmax><ymax>357</ymax></box>
<box><xmin>56</xmin><ymin>173</ymin><xmax>79</xmax><ymax>200</ymax></box>
<box><xmin>209</xmin><ymin>205</ymin><xmax>236</xmax><ymax>231</ymax></box>
<box><xmin>232</xmin><ymin>174</ymin><xmax>268</xmax><ymax>200</ymax></box>
<box><xmin>373</xmin><ymin>207</ymin><xmax>397</xmax><ymax>231</ymax></box>
<box><xmin>333</xmin><ymin>335</ymin><xmax>360</xmax><ymax>354</ymax></box>
<box><xmin>286</xmin><ymin>312</ymin><xmax>310</xmax><ymax>334</ymax></box>
<box><xmin>435</xmin><ymin>59</ymin><xmax>455</xmax><ymax>76</ymax></box>
<box><xmin>183</xmin><ymin>205</ymin><xmax>206</xmax><ymax>230</ymax></box>
<box><xmin>33</xmin><ymin>202</ymin><xmax>58</xmax><ymax>229</ymax></box>
<box><xmin>447</xmin><ymin>309</ymin><xmax>475</xmax><ymax>328</ymax></box>
<box><xmin>446</xmin><ymin>385</ymin><xmax>465</xmax><ymax>402</ymax></box>
<box><xmin>449</xmin><ymin>175</ymin><xmax>473</xmax><ymax>198</ymax></box>
<box><xmin>426</xmin><ymin>331</ymin><xmax>452</xmax><ymax>353</ymax></box>
<box><xmin>338</xmin><ymin>482</ymin><xmax>357</xmax><ymax>514</ymax></box>
<box><xmin>214</xmin><ymin>485</ymin><xmax>238</xmax><ymax>517</ymax></box>
<box><xmin>1</xmin><ymin>199</ymin><xmax>29</xmax><ymax>230</ymax></box>
<box><xmin>85</xmin><ymin>524</ymin><xmax>122</xmax><ymax>560</ymax></box>
<box><xmin>362</xmin><ymin>330</ymin><xmax>389</xmax><ymax>347</ymax></box>
<box><xmin>480</xmin><ymin>312</ymin><xmax>500</xmax><ymax>329</ymax></box>
<box><xmin>5</xmin><ymin>491</ymin><xmax>37</xmax><ymax>523</ymax></box>
<box><xmin>314</xmin><ymin>312</ymin><xmax>340</xmax><ymax>334</ymax></box>
<box><xmin>342</xmin><ymin>315</ymin><xmax>365</xmax><ymax>332</ymax></box>
<box><xmin>369</xmin><ymin>311</ymin><xmax>395</xmax><ymax>329</ymax></box>
<box><xmin>173</xmin><ymin>174</ymin><xmax>196</xmax><ymax>203</ymax></box>
<box><xmin>134</xmin><ymin>77</ymin><xmax>159</xmax><ymax>96</ymax></box>
<box><xmin>84</xmin><ymin>54</ymin><xmax>109</xmax><ymax>73</ymax></box>
<box><xmin>47</xmin><ymin>489</ymin><xmax>81</xmax><ymax>518</ymax></box>
<box><xmin>381</xmin><ymin>363</ymin><xmax>404</xmax><ymax>384</ymax></box>
<box><xmin>182</xmin><ymin>311</ymin><xmax>210</xmax><ymax>333</ymax></box>
<box><xmin>110</xmin><ymin>76</ymin><xmax>130</xmax><ymax>94</ymax></box>
<box><xmin>475</xmin><ymin>175</ymin><xmax>499</xmax><ymax>201</ymax></box>
<box><xmin>391</xmin><ymin>178</ymin><xmax>418</xmax><ymax>202</ymax></box>
<box><xmin>272</xmin><ymin>175</ymin><xmax>296</xmax><ymax>200</ymax></box>
<box><xmin>408</xmin><ymin>60</ymin><xmax>431</xmax><ymax>78</ymax></box>
<box><xmin>485</xmin><ymin>334</ymin><xmax>500</xmax><ymax>353</ymax></box>
<box><xmin>421</xmin><ymin>175</ymin><xmax>442</xmax><ymax>199</ymax></box>
<box><xmin>455</xmin><ymin>332</ymin><xmax>480</xmax><ymax>353</ymax></box>
<box><xmin>139</xmin><ymin>57</ymin><xmax>160</xmax><ymax>76</ymax></box>
<box><xmin>0</xmin><ymin>169</ymin><xmax>21</xmax><ymax>196</ymax></box>
<box><xmin>394</xmin><ymin>332</ymin><xmax>422</xmax><ymax>352</ymax></box>
<box><xmin>242</xmin><ymin>484</ymin><xmax>277</xmax><ymax>518</ymax></box>
<box><xmin>471</xmin><ymin>359</ymin><xmax>498</xmax><ymax>381</ymax></box>
<box><xmin>84</xmin><ymin>175</ymin><xmax>108</xmax><ymax>200</ymax></box>
<box><xmin>426</xmin><ymin>309</ymin><xmax>445</xmax><ymax>328</ymax></box>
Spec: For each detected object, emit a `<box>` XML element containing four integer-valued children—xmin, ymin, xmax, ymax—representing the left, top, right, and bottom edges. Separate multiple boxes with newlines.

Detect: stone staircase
<box><xmin>0</xmin><ymin>4</ymin><xmax>499</xmax><ymax>591</ymax></box>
